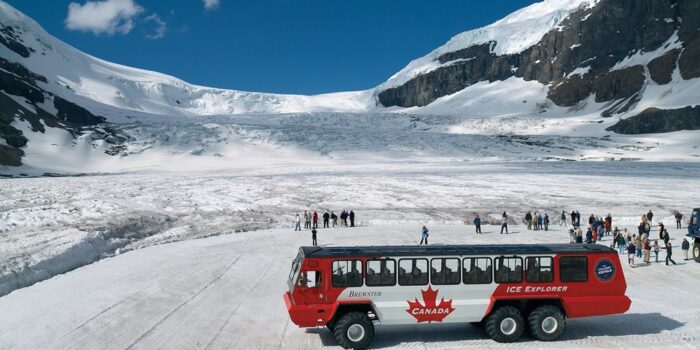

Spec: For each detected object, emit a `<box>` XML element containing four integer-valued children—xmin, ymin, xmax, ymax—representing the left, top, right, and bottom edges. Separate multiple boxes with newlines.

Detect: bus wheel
<box><xmin>326</xmin><ymin>319</ymin><xmax>336</xmax><ymax>332</ymax></box>
<box><xmin>332</xmin><ymin>312</ymin><xmax>374</xmax><ymax>350</ymax></box>
<box><xmin>528</xmin><ymin>305</ymin><xmax>566</xmax><ymax>341</ymax></box>
<box><xmin>694</xmin><ymin>242</ymin><xmax>700</xmax><ymax>263</ymax></box>
<box><xmin>485</xmin><ymin>306</ymin><xmax>524</xmax><ymax>343</ymax></box>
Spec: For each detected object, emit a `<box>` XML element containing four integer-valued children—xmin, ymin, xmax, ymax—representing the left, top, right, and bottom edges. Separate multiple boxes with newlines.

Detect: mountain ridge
<box><xmin>1</xmin><ymin>0</ymin><xmax>700</xmax><ymax>172</ymax></box>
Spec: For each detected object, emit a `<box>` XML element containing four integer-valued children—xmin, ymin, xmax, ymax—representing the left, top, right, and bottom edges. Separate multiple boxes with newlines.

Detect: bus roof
<box><xmin>300</xmin><ymin>244</ymin><xmax>614</xmax><ymax>258</ymax></box>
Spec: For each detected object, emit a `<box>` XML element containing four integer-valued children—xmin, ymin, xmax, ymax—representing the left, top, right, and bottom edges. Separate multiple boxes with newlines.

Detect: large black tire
<box><xmin>333</xmin><ymin>312</ymin><xmax>374</xmax><ymax>350</ymax></box>
<box><xmin>693</xmin><ymin>242</ymin><xmax>700</xmax><ymax>263</ymax></box>
<box><xmin>527</xmin><ymin>305</ymin><xmax>566</xmax><ymax>341</ymax></box>
<box><xmin>485</xmin><ymin>306</ymin><xmax>525</xmax><ymax>343</ymax></box>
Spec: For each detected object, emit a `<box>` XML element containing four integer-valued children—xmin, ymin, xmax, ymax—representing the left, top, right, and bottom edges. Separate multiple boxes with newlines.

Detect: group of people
<box><xmin>566</xmin><ymin>213</ymin><xmax>614</xmax><ymax>242</ymax></box>
<box><xmin>471</xmin><ymin>212</ymin><xmax>511</xmax><ymax>235</ymax></box>
<box><xmin>472</xmin><ymin>212</ymin><xmax>510</xmax><ymax>235</ymax></box>
<box><xmin>608</xmin><ymin>211</ymin><xmax>691</xmax><ymax>267</ymax></box>
<box><xmin>297</xmin><ymin>207</ymin><xmax>692</xmax><ymax>265</ymax></box>
<box><xmin>524</xmin><ymin>211</ymin><xmax>550</xmax><ymax>231</ymax></box>
<box><xmin>295</xmin><ymin>210</ymin><xmax>356</xmax><ymax>246</ymax></box>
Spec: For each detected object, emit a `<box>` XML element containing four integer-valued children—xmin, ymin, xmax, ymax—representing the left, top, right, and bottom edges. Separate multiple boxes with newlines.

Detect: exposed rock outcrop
<box><xmin>606</xmin><ymin>106</ymin><xmax>700</xmax><ymax>134</ymax></box>
<box><xmin>0</xmin><ymin>58</ymin><xmax>105</xmax><ymax>166</ymax></box>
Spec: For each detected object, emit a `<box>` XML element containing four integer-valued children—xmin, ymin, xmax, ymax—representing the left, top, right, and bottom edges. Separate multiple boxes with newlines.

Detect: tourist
<box><xmin>419</xmin><ymin>225</ymin><xmax>429</xmax><ymax>245</ymax></box>
<box><xmin>474</xmin><ymin>215</ymin><xmax>482</xmax><ymax>234</ymax></box>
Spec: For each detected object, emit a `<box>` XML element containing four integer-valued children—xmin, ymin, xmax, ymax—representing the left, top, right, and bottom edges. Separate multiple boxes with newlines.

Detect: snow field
<box><xmin>2</xmin><ymin>161</ymin><xmax>699</xmax><ymax>297</ymax></box>
<box><xmin>0</xmin><ymin>223</ymin><xmax>697</xmax><ymax>349</ymax></box>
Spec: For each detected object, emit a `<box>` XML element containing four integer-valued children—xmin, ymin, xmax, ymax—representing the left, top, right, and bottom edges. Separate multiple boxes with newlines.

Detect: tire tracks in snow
<box><xmin>60</xmin><ymin>290</ymin><xmax>143</xmax><ymax>341</ymax></box>
<box><xmin>123</xmin><ymin>255</ymin><xmax>243</xmax><ymax>350</ymax></box>
<box><xmin>203</xmin><ymin>259</ymin><xmax>275</xmax><ymax>350</ymax></box>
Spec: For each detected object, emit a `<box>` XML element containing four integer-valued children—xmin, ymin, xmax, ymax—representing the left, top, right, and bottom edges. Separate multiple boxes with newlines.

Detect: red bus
<box><xmin>284</xmin><ymin>244</ymin><xmax>631</xmax><ymax>349</ymax></box>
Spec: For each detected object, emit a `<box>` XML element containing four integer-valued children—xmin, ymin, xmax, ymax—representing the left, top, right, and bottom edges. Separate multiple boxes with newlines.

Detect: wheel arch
<box><xmin>327</xmin><ymin>301</ymin><xmax>377</xmax><ymax>327</ymax></box>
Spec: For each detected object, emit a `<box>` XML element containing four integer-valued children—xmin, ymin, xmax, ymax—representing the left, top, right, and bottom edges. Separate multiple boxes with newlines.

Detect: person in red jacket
<box><xmin>312</xmin><ymin>211</ymin><xmax>319</xmax><ymax>229</ymax></box>
<box><xmin>642</xmin><ymin>239</ymin><xmax>651</xmax><ymax>263</ymax></box>
<box><xmin>592</xmin><ymin>228</ymin><xmax>598</xmax><ymax>243</ymax></box>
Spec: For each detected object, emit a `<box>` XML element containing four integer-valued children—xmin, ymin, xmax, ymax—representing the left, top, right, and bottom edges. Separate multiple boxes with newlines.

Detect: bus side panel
<box><xmin>486</xmin><ymin>253</ymin><xmax>630</xmax><ymax>318</ymax></box>
<box><xmin>335</xmin><ymin>284</ymin><xmax>497</xmax><ymax>325</ymax></box>
<box><xmin>561</xmin><ymin>252</ymin><xmax>631</xmax><ymax>318</ymax></box>
<box><xmin>561</xmin><ymin>295</ymin><xmax>631</xmax><ymax>318</ymax></box>
<box><xmin>285</xmin><ymin>291</ymin><xmax>338</xmax><ymax>327</ymax></box>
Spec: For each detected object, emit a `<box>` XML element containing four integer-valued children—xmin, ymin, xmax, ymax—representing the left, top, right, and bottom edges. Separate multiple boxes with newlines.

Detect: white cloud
<box><xmin>65</xmin><ymin>0</ymin><xmax>143</xmax><ymax>35</ymax></box>
<box><xmin>144</xmin><ymin>13</ymin><xmax>166</xmax><ymax>40</ymax></box>
<box><xmin>203</xmin><ymin>0</ymin><xmax>220</xmax><ymax>10</ymax></box>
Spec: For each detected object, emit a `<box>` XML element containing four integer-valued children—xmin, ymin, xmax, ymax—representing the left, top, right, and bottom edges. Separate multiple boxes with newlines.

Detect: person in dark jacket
<box><xmin>322</xmin><ymin>211</ymin><xmax>330</xmax><ymax>228</ymax></box>
<box><xmin>585</xmin><ymin>227</ymin><xmax>593</xmax><ymax>243</ymax></box>
<box><xmin>617</xmin><ymin>230</ymin><xmax>627</xmax><ymax>255</ymax></box>
<box><xmin>675</xmin><ymin>212</ymin><xmax>684</xmax><ymax>229</ymax></box>
<box><xmin>560</xmin><ymin>211</ymin><xmax>567</xmax><ymax>227</ymax></box>
<box><xmin>311</xmin><ymin>228</ymin><xmax>318</xmax><ymax>246</ymax></box>
<box><xmin>682</xmin><ymin>238</ymin><xmax>690</xmax><ymax>260</ymax></box>
<box><xmin>570</xmin><ymin>211</ymin><xmax>577</xmax><ymax>227</ymax></box>
<box><xmin>330</xmin><ymin>212</ymin><xmax>338</xmax><ymax>227</ymax></box>
<box><xmin>647</xmin><ymin>210</ymin><xmax>654</xmax><ymax>225</ymax></box>
<box><xmin>589</xmin><ymin>214</ymin><xmax>595</xmax><ymax>226</ymax></box>
<box><xmin>349</xmin><ymin>210</ymin><xmax>355</xmax><ymax>227</ymax></box>
<box><xmin>627</xmin><ymin>241</ymin><xmax>636</xmax><ymax>267</ymax></box>
<box><xmin>473</xmin><ymin>215</ymin><xmax>482</xmax><ymax>234</ymax></box>
<box><xmin>544</xmin><ymin>213</ymin><xmax>550</xmax><ymax>231</ymax></box>
<box><xmin>665</xmin><ymin>242</ymin><xmax>677</xmax><ymax>265</ymax></box>
<box><xmin>661</xmin><ymin>229</ymin><xmax>670</xmax><ymax>246</ymax></box>
<box><xmin>525</xmin><ymin>211</ymin><xmax>533</xmax><ymax>230</ymax></box>
<box><xmin>340</xmin><ymin>210</ymin><xmax>348</xmax><ymax>226</ymax></box>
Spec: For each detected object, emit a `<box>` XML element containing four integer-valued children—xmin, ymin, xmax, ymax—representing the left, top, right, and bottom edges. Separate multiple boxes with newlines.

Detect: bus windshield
<box><xmin>288</xmin><ymin>252</ymin><xmax>303</xmax><ymax>291</ymax></box>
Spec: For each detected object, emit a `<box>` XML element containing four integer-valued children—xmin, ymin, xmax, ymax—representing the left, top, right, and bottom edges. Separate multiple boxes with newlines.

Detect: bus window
<box><xmin>691</xmin><ymin>210</ymin><xmax>698</xmax><ymax>226</ymax></box>
<box><xmin>431</xmin><ymin>258</ymin><xmax>460</xmax><ymax>285</ymax></box>
<box><xmin>398</xmin><ymin>259</ymin><xmax>429</xmax><ymax>286</ymax></box>
<box><xmin>366</xmin><ymin>259</ymin><xmax>396</xmax><ymax>286</ymax></box>
<box><xmin>288</xmin><ymin>253</ymin><xmax>303</xmax><ymax>289</ymax></box>
<box><xmin>298</xmin><ymin>270</ymin><xmax>321</xmax><ymax>288</ymax></box>
<box><xmin>332</xmin><ymin>260</ymin><xmax>363</xmax><ymax>287</ymax></box>
<box><xmin>463</xmin><ymin>257</ymin><xmax>492</xmax><ymax>284</ymax></box>
<box><xmin>525</xmin><ymin>257</ymin><xmax>553</xmax><ymax>283</ymax></box>
<box><xmin>494</xmin><ymin>257</ymin><xmax>523</xmax><ymax>283</ymax></box>
<box><xmin>559</xmin><ymin>256</ymin><xmax>588</xmax><ymax>282</ymax></box>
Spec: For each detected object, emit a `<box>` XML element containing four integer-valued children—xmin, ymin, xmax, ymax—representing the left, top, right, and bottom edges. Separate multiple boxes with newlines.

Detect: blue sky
<box><xmin>6</xmin><ymin>0</ymin><xmax>538</xmax><ymax>94</ymax></box>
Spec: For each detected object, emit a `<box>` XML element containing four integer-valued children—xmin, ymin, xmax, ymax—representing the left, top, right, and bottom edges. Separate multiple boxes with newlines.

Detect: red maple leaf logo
<box><xmin>406</xmin><ymin>285</ymin><xmax>455</xmax><ymax>323</ymax></box>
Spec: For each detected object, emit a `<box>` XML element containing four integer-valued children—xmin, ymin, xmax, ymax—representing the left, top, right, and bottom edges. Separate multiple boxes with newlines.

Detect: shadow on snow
<box><xmin>307</xmin><ymin>312</ymin><xmax>683</xmax><ymax>348</ymax></box>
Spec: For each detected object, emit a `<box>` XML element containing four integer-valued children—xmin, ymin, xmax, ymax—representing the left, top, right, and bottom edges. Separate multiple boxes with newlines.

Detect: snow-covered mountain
<box><xmin>1</xmin><ymin>0</ymin><xmax>700</xmax><ymax>173</ymax></box>
<box><xmin>377</xmin><ymin>0</ymin><xmax>700</xmax><ymax>121</ymax></box>
<box><xmin>0</xmin><ymin>1</ymin><xmax>375</xmax><ymax>119</ymax></box>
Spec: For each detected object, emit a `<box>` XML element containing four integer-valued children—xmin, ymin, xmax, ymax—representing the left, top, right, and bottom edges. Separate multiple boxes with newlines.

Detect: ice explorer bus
<box><xmin>689</xmin><ymin>208</ymin><xmax>700</xmax><ymax>262</ymax></box>
<box><xmin>284</xmin><ymin>244</ymin><xmax>631</xmax><ymax>349</ymax></box>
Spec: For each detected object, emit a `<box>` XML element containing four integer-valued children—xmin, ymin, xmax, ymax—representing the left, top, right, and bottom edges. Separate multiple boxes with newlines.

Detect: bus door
<box><xmin>296</xmin><ymin>268</ymin><xmax>325</xmax><ymax>305</ymax></box>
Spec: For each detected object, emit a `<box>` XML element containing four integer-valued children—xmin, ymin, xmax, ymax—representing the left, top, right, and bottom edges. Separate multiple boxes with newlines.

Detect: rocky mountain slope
<box><xmin>377</xmin><ymin>0</ymin><xmax>700</xmax><ymax>128</ymax></box>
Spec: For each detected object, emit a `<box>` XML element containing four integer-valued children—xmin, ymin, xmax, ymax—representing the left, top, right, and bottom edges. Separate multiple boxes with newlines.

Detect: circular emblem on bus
<box><xmin>594</xmin><ymin>258</ymin><xmax>615</xmax><ymax>282</ymax></box>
